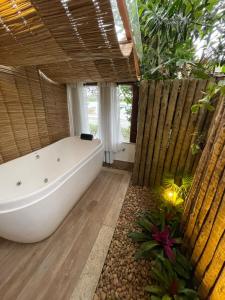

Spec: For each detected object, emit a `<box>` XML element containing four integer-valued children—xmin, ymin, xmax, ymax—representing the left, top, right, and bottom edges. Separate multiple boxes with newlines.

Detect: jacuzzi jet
<box><xmin>36</xmin><ymin>155</ymin><xmax>40</xmax><ymax>159</ymax></box>
<box><xmin>57</xmin><ymin>158</ymin><xmax>60</xmax><ymax>162</ymax></box>
<box><xmin>44</xmin><ymin>178</ymin><xmax>48</xmax><ymax>183</ymax></box>
<box><xmin>16</xmin><ymin>181</ymin><xmax>22</xmax><ymax>186</ymax></box>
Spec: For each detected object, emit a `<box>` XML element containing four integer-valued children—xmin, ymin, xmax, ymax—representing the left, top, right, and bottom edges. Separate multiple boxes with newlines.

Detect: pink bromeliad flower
<box><xmin>151</xmin><ymin>225</ymin><xmax>176</xmax><ymax>261</ymax></box>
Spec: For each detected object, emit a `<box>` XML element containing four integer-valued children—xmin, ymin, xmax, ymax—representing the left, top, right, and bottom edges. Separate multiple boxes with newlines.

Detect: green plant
<box><xmin>118</xmin><ymin>85</ymin><xmax>132</xmax><ymax>122</ymax></box>
<box><xmin>191</xmin><ymin>132</ymin><xmax>206</xmax><ymax>155</ymax></box>
<box><xmin>146</xmin><ymin>255</ymin><xmax>198</xmax><ymax>300</ymax></box>
<box><xmin>155</xmin><ymin>174</ymin><xmax>193</xmax><ymax>209</ymax></box>
<box><xmin>191</xmin><ymin>143</ymin><xmax>201</xmax><ymax>155</ymax></box>
<box><xmin>191</xmin><ymin>80</ymin><xmax>225</xmax><ymax>114</ymax></box>
<box><xmin>128</xmin><ymin>210</ymin><xmax>182</xmax><ymax>261</ymax></box>
<box><xmin>129</xmin><ymin>174</ymin><xmax>192</xmax><ymax>260</ymax></box>
<box><xmin>145</xmin><ymin>208</ymin><xmax>181</xmax><ymax>235</ymax></box>
<box><xmin>138</xmin><ymin>0</ymin><xmax>223</xmax><ymax>79</ymax></box>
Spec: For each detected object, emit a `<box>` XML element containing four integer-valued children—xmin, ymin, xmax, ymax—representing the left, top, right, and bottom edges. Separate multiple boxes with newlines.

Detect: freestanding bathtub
<box><xmin>0</xmin><ymin>137</ymin><xmax>104</xmax><ymax>243</ymax></box>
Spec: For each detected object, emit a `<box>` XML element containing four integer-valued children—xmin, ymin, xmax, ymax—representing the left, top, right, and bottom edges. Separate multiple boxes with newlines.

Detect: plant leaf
<box><xmin>137</xmin><ymin>217</ymin><xmax>154</xmax><ymax>232</ymax></box>
<box><xmin>140</xmin><ymin>241</ymin><xmax>159</xmax><ymax>252</ymax></box>
<box><xmin>151</xmin><ymin>296</ymin><xmax>162</xmax><ymax>300</ymax></box>
<box><xmin>175</xmin><ymin>250</ymin><xmax>192</xmax><ymax>272</ymax></box>
<box><xmin>191</xmin><ymin>104</ymin><xmax>200</xmax><ymax>113</ymax></box>
<box><xmin>145</xmin><ymin>285</ymin><xmax>164</xmax><ymax>295</ymax></box>
<box><xmin>180</xmin><ymin>288</ymin><xmax>199</xmax><ymax>297</ymax></box>
<box><xmin>162</xmin><ymin>295</ymin><xmax>172</xmax><ymax>300</ymax></box>
<box><xmin>128</xmin><ymin>231</ymin><xmax>151</xmax><ymax>242</ymax></box>
<box><xmin>173</xmin><ymin>237</ymin><xmax>183</xmax><ymax>244</ymax></box>
<box><xmin>173</xmin><ymin>262</ymin><xmax>190</xmax><ymax>280</ymax></box>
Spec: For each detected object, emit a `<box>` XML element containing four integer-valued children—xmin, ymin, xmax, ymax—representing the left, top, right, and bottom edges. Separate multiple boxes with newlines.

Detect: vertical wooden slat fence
<box><xmin>0</xmin><ymin>66</ymin><xmax>69</xmax><ymax>164</ymax></box>
<box><xmin>182</xmin><ymin>97</ymin><xmax>225</xmax><ymax>300</ymax></box>
<box><xmin>133</xmin><ymin>79</ymin><xmax>215</xmax><ymax>187</ymax></box>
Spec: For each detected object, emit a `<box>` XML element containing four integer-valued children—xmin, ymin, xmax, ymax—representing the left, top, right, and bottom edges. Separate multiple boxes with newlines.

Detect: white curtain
<box><xmin>98</xmin><ymin>82</ymin><xmax>122</xmax><ymax>164</ymax></box>
<box><xmin>67</xmin><ymin>83</ymin><xmax>89</xmax><ymax>136</ymax></box>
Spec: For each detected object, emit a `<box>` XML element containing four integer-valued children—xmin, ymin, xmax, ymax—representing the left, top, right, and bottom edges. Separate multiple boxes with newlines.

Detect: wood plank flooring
<box><xmin>0</xmin><ymin>168</ymin><xmax>130</xmax><ymax>300</ymax></box>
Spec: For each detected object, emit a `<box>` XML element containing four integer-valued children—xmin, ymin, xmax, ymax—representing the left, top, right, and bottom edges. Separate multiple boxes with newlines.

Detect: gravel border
<box><xmin>94</xmin><ymin>185</ymin><xmax>156</xmax><ymax>300</ymax></box>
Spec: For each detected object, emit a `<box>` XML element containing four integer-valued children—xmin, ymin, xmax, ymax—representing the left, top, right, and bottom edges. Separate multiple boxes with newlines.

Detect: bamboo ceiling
<box><xmin>0</xmin><ymin>0</ymin><xmax>139</xmax><ymax>82</ymax></box>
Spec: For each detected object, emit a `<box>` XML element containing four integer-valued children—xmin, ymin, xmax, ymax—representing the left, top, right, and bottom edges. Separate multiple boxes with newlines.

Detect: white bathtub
<box><xmin>0</xmin><ymin>137</ymin><xmax>103</xmax><ymax>243</ymax></box>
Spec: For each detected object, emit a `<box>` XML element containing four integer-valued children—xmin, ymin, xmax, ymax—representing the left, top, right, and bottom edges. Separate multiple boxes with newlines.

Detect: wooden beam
<box><xmin>116</xmin><ymin>0</ymin><xmax>140</xmax><ymax>78</ymax></box>
<box><xmin>116</xmin><ymin>0</ymin><xmax>132</xmax><ymax>41</ymax></box>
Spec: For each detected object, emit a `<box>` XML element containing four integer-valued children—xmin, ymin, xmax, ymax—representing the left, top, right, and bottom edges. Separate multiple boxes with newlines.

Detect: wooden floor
<box><xmin>0</xmin><ymin>168</ymin><xmax>130</xmax><ymax>300</ymax></box>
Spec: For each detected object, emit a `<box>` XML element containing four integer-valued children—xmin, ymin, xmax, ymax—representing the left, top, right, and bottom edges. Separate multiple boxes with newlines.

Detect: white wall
<box><xmin>115</xmin><ymin>143</ymin><xmax>136</xmax><ymax>163</ymax></box>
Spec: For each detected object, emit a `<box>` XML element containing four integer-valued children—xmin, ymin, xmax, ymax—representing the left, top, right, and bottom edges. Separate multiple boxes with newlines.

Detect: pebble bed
<box><xmin>94</xmin><ymin>185</ymin><xmax>156</xmax><ymax>300</ymax></box>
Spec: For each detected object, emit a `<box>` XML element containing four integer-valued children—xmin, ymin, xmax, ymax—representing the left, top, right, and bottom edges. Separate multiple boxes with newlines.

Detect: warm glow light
<box><xmin>167</xmin><ymin>190</ymin><xmax>174</xmax><ymax>198</ymax></box>
<box><xmin>163</xmin><ymin>188</ymin><xmax>178</xmax><ymax>204</ymax></box>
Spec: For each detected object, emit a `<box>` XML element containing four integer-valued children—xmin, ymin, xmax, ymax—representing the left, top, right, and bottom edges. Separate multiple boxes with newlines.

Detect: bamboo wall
<box><xmin>0</xmin><ymin>66</ymin><xmax>69</xmax><ymax>164</ymax></box>
<box><xmin>182</xmin><ymin>98</ymin><xmax>225</xmax><ymax>300</ymax></box>
<box><xmin>133</xmin><ymin>79</ymin><xmax>215</xmax><ymax>187</ymax></box>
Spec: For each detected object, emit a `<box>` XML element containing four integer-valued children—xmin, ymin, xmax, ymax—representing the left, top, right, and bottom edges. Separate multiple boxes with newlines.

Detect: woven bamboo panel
<box><xmin>133</xmin><ymin>79</ymin><xmax>215</xmax><ymax>187</ymax></box>
<box><xmin>182</xmin><ymin>97</ymin><xmax>225</xmax><ymax>300</ymax></box>
<box><xmin>40</xmin><ymin>74</ymin><xmax>69</xmax><ymax>142</ymax></box>
<box><xmin>0</xmin><ymin>66</ymin><xmax>69</xmax><ymax>164</ymax></box>
<box><xmin>32</xmin><ymin>0</ymin><xmax>122</xmax><ymax>60</ymax></box>
<box><xmin>40</xmin><ymin>50</ymin><xmax>137</xmax><ymax>83</ymax></box>
<box><xmin>0</xmin><ymin>0</ymin><xmax>68</xmax><ymax>66</ymax></box>
<box><xmin>0</xmin><ymin>0</ymin><xmax>138</xmax><ymax>82</ymax></box>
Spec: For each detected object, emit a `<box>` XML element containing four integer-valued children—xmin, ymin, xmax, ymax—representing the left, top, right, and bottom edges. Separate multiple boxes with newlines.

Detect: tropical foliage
<box><xmin>128</xmin><ymin>174</ymin><xmax>196</xmax><ymax>298</ymax></box>
<box><xmin>190</xmin><ymin>80</ymin><xmax>225</xmax><ymax>154</ymax></box>
<box><xmin>138</xmin><ymin>0</ymin><xmax>225</xmax><ymax>79</ymax></box>
<box><xmin>128</xmin><ymin>206</ymin><xmax>198</xmax><ymax>298</ymax></box>
<box><xmin>118</xmin><ymin>85</ymin><xmax>133</xmax><ymax>122</ymax></box>
<box><xmin>191</xmin><ymin>80</ymin><xmax>225</xmax><ymax>114</ymax></box>
<box><xmin>146</xmin><ymin>255</ymin><xmax>199</xmax><ymax>300</ymax></box>
<box><xmin>155</xmin><ymin>173</ymin><xmax>193</xmax><ymax>208</ymax></box>
<box><xmin>128</xmin><ymin>210</ymin><xmax>182</xmax><ymax>260</ymax></box>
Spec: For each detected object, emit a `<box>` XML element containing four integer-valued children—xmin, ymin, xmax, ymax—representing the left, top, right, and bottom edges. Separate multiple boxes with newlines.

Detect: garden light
<box><xmin>167</xmin><ymin>190</ymin><xmax>174</xmax><ymax>199</ymax></box>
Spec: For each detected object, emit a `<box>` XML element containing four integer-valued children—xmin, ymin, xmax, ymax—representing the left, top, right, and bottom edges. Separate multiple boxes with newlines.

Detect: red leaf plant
<box><xmin>151</xmin><ymin>225</ymin><xmax>176</xmax><ymax>261</ymax></box>
<box><xmin>168</xmin><ymin>278</ymin><xmax>180</xmax><ymax>296</ymax></box>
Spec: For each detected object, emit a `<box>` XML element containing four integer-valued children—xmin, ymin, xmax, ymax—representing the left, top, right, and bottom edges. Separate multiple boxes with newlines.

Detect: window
<box><xmin>85</xmin><ymin>85</ymin><xmax>99</xmax><ymax>138</ymax></box>
<box><xmin>118</xmin><ymin>84</ymin><xmax>132</xmax><ymax>143</ymax></box>
<box><xmin>84</xmin><ymin>84</ymin><xmax>133</xmax><ymax>143</ymax></box>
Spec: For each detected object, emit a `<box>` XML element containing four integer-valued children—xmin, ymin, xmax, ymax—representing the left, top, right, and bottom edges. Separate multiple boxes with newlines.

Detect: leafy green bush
<box><xmin>191</xmin><ymin>81</ymin><xmax>225</xmax><ymax>114</ymax></box>
<box><xmin>138</xmin><ymin>0</ymin><xmax>224</xmax><ymax>80</ymax></box>
<box><xmin>128</xmin><ymin>173</ymin><xmax>198</xmax><ymax>298</ymax></box>
<box><xmin>128</xmin><ymin>210</ymin><xmax>182</xmax><ymax>260</ymax></box>
<box><xmin>146</xmin><ymin>255</ymin><xmax>199</xmax><ymax>300</ymax></box>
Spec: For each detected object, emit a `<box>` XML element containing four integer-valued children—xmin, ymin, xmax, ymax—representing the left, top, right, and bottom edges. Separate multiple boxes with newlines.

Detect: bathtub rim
<box><xmin>0</xmin><ymin>138</ymin><xmax>104</xmax><ymax>213</ymax></box>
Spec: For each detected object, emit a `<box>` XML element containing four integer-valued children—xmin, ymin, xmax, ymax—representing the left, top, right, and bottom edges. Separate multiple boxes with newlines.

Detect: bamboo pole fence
<box><xmin>0</xmin><ymin>66</ymin><xmax>69</xmax><ymax>164</ymax></box>
<box><xmin>182</xmin><ymin>97</ymin><xmax>225</xmax><ymax>300</ymax></box>
<box><xmin>133</xmin><ymin>79</ymin><xmax>215</xmax><ymax>187</ymax></box>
